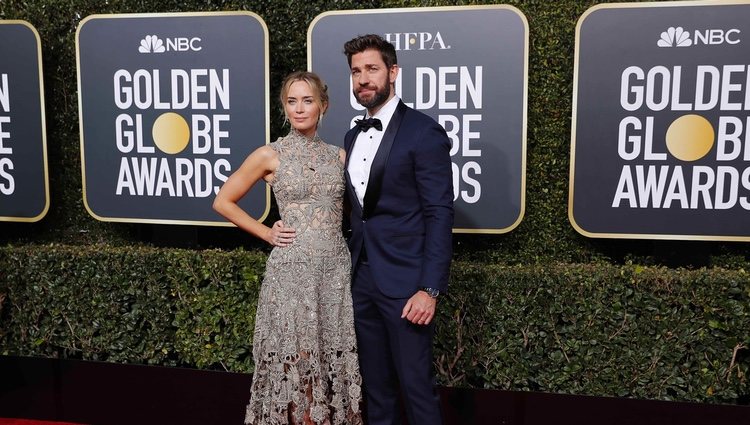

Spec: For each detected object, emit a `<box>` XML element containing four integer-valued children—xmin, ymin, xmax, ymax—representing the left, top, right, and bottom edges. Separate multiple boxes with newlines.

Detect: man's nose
<box><xmin>357</xmin><ymin>72</ymin><xmax>369</xmax><ymax>85</ymax></box>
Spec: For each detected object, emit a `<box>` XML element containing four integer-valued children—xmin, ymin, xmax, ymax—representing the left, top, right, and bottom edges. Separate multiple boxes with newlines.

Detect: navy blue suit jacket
<box><xmin>345</xmin><ymin>101</ymin><xmax>453</xmax><ymax>298</ymax></box>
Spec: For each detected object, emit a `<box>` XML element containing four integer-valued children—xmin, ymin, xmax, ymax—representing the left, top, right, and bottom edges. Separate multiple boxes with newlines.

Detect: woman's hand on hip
<box><xmin>266</xmin><ymin>220</ymin><xmax>296</xmax><ymax>247</ymax></box>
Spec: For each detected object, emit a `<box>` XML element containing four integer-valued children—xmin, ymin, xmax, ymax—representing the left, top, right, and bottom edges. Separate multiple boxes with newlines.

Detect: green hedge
<box><xmin>1</xmin><ymin>245</ymin><xmax>748</xmax><ymax>403</ymax></box>
<box><xmin>0</xmin><ymin>244</ymin><xmax>265</xmax><ymax>371</ymax></box>
<box><xmin>438</xmin><ymin>262</ymin><xmax>749</xmax><ymax>402</ymax></box>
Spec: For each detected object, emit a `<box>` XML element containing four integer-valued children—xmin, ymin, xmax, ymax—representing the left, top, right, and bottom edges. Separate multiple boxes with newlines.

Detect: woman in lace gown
<box><xmin>213</xmin><ymin>71</ymin><xmax>362</xmax><ymax>425</ymax></box>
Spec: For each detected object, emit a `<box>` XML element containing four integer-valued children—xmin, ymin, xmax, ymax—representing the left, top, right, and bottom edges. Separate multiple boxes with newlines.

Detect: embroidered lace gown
<box><xmin>245</xmin><ymin>130</ymin><xmax>363</xmax><ymax>425</ymax></box>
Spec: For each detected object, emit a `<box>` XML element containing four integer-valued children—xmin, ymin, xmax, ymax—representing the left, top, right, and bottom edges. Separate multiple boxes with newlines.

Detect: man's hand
<box><xmin>401</xmin><ymin>291</ymin><xmax>437</xmax><ymax>325</ymax></box>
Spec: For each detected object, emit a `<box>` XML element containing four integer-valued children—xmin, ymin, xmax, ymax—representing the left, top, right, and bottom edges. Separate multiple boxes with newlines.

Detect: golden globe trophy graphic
<box><xmin>152</xmin><ymin>112</ymin><xmax>190</xmax><ymax>155</ymax></box>
<box><xmin>665</xmin><ymin>115</ymin><xmax>714</xmax><ymax>162</ymax></box>
<box><xmin>77</xmin><ymin>12</ymin><xmax>269</xmax><ymax>225</ymax></box>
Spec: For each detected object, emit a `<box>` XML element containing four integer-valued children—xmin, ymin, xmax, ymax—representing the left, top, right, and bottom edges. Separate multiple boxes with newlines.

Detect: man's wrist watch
<box><xmin>419</xmin><ymin>287</ymin><xmax>440</xmax><ymax>299</ymax></box>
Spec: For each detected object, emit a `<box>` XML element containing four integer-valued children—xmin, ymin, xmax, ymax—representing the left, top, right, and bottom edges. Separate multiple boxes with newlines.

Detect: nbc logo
<box><xmin>139</xmin><ymin>35</ymin><xmax>165</xmax><ymax>53</ymax></box>
<box><xmin>657</xmin><ymin>27</ymin><xmax>692</xmax><ymax>47</ymax></box>
<box><xmin>138</xmin><ymin>35</ymin><xmax>203</xmax><ymax>53</ymax></box>
<box><xmin>657</xmin><ymin>26</ymin><xmax>740</xmax><ymax>48</ymax></box>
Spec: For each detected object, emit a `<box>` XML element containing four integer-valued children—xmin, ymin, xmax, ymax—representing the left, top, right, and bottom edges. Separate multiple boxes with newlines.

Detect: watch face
<box><xmin>421</xmin><ymin>288</ymin><xmax>439</xmax><ymax>298</ymax></box>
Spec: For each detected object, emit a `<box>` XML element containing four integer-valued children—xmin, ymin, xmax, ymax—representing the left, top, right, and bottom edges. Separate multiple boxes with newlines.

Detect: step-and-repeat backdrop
<box><xmin>15</xmin><ymin>1</ymin><xmax>750</xmax><ymax>241</ymax></box>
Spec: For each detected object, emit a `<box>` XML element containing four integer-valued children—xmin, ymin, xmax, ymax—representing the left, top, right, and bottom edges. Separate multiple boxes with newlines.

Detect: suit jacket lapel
<box><xmin>363</xmin><ymin>101</ymin><xmax>406</xmax><ymax>219</ymax></box>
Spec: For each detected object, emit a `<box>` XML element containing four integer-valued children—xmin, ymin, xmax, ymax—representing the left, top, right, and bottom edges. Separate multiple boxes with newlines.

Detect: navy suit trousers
<box><xmin>352</xmin><ymin>261</ymin><xmax>442</xmax><ymax>425</ymax></box>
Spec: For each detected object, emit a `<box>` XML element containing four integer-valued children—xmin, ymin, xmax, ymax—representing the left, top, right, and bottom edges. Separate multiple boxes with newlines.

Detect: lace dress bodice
<box><xmin>267</xmin><ymin>130</ymin><xmax>347</xmax><ymax>260</ymax></box>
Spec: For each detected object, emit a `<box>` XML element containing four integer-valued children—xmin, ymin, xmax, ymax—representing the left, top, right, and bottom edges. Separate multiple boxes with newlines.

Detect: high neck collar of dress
<box><xmin>289</xmin><ymin>128</ymin><xmax>321</xmax><ymax>145</ymax></box>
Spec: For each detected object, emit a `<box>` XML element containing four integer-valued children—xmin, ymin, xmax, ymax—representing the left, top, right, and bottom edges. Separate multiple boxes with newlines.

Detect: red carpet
<box><xmin>0</xmin><ymin>420</ymin><xmax>86</xmax><ymax>425</ymax></box>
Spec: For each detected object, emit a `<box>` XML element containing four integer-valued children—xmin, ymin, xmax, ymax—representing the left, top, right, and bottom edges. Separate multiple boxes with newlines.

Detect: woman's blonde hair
<box><xmin>280</xmin><ymin>71</ymin><xmax>329</xmax><ymax>124</ymax></box>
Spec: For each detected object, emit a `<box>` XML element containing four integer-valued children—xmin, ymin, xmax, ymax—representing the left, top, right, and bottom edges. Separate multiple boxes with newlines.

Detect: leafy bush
<box><xmin>0</xmin><ymin>245</ymin><xmax>264</xmax><ymax>371</ymax></box>
<box><xmin>436</xmin><ymin>263</ymin><xmax>749</xmax><ymax>403</ymax></box>
<box><xmin>1</xmin><ymin>245</ymin><xmax>747</xmax><ymax>403</ymax></box>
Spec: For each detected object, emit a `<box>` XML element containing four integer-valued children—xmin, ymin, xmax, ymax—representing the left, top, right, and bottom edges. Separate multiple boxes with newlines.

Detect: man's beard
<box><xmin>354</xmin><ymin>84</ymin><xmax>390</xmax><ymax>110</ymax></box>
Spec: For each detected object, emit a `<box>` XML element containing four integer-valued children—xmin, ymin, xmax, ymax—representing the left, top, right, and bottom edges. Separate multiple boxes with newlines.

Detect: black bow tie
<box><xmin>355</xmin><ymin>117</ymin><xmax>383</xmax><ymax>132</ymax></box>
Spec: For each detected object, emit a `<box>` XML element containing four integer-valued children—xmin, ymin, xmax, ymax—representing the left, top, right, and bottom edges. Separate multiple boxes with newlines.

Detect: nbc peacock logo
<box><xmin>657</xmin><ymin>26</ymin><xmax>741</xmax><ymax>47</ymax></box>
<box><xmin>137</xmin><ymin>35</ymin><xmax>203</xmax><ymax>53</ymax></box>
<box><xmin>138</xmin><ymin>35</ymin><xmax>165</xmax><ymax>53</ymax></box>
<box><xmin>657</xmin><ymin>27</ymin><xmax>692</xmax><ymax>47</ymax></box>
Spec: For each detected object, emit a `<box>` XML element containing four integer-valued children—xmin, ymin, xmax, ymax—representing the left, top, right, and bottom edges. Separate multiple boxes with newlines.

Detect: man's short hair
<box><xmin>343</xmin><ymin>34</ymin><xmax>398</xmax><ymax>69</ymax></box>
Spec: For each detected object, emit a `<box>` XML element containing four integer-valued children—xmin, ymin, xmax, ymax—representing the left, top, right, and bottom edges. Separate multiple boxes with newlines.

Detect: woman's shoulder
<box><xmin>248</xmin><ymin>144</ymin><xmax>278</xmax><ymax>162</ymax></box>
<box><xmin>320</xmin><ymin>140</ymin><xmax>345</xmax><ymax>159</ymax></box>
<box><xmin>267</xmin><ymin>135</ymin><xmax>288</xmax><ymax>152</ymax></box>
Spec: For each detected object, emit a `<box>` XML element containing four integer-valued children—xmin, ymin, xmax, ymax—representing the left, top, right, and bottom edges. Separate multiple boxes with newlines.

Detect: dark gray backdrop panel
<box><xmin>0</xmin><ymin>22</ymin><xmax>48</xmax><ymax>221</ymax></box>
<box><xmin>572</xmin><ymin>3</ymin><xmax>750</xmax><ymax>240</ymax></box>
<box><xmin>310</xmin><ymin>6</ymin><xmax>527</xmax><ymax>233</ymax></box>
<box><xmin>78</xmin><ymin>13</ymin><xmax>268</xmax><ymax>224</ymax></box>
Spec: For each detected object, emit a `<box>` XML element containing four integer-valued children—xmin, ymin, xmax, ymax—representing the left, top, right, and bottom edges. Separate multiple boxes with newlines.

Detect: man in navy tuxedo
<box><xmin>343</xmin><ymin>34</ymin><xmax>454</xmax><ymax>425</ymax></box>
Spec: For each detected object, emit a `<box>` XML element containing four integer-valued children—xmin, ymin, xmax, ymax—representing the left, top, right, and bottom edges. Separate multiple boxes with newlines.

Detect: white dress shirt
<box><xmin>348</xmin><ymin>96</ymin><xmax>401</xmax><ymax>207</ymax></box>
